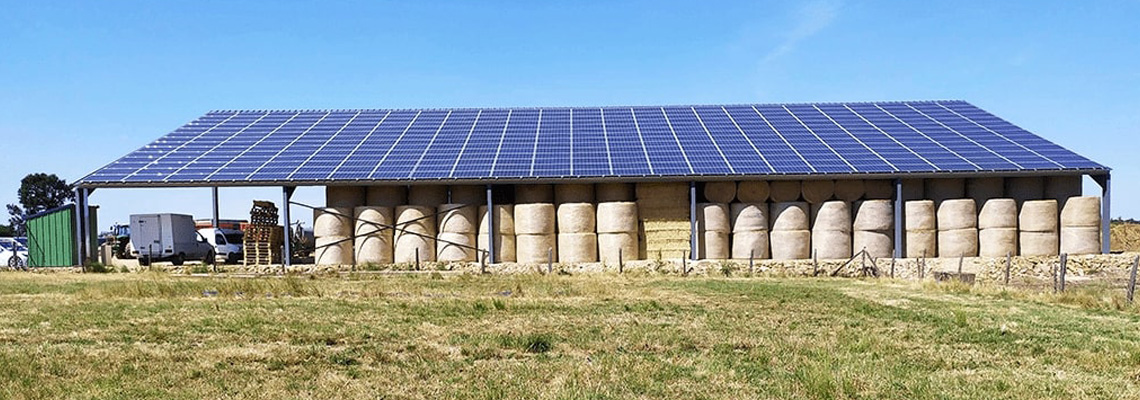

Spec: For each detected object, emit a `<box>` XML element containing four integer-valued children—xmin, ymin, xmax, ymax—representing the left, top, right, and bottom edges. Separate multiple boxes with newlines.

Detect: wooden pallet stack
<box><xmin>243</xmin><ymin>201</ymin><xmax>284</xmax><ymax>265</ymax></box>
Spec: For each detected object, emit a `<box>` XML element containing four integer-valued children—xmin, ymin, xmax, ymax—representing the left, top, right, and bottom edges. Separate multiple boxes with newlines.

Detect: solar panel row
<box><xmin>78</xmin><ymin>100</ymin><xmax>1104</xmax><ymax>185</ymax></box>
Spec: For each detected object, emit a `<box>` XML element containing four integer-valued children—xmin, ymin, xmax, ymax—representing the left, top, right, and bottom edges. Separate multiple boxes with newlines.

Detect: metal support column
<box><xmin>690</xmin><ymin>181</ymin><xmax>697</xmax><ymax>261</ymax></box>
<box><xmin>894</xmin><ymin>178</ymin><xmax>904</xmax><ymax>258</ymax></box>
<box><xmin>73</xmin><ymin>188</ymin><xmax>84</xmax><ymax>267</ymax></box>
<box><xmin>80</xmin><ymin>188</ymin><xmax>91</xmax><ymax>263</ymax></box>
<box><xmin>282</xmin><ymin>187</ymin><xmax>295</xmax><ymax>267</ymax></box>
<box><xmin>486</xmin><ymin>185</ymin><xmax>496</xmax><ymax>264</ymax></box>
<box><xmin>211</xmin><ymin>187</ymin><xmax>220</xmax><ymax>228</ymax></box>
<box><xmin>1095</xmin><ymin>173</ymin><xmax>1111</xmax><ymax>254</ymax></box>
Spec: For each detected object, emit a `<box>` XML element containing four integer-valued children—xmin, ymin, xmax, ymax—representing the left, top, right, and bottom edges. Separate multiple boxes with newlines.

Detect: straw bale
<box><xmin>555</xmin><ymin>184</ymin><xmax>595</xmax><ymax>204</ymax></box>
<box><xmin>437</xmin><ymin>232</ymin><xmax>476</xmax><ymax>262</ymax></box>
<box><xmin>704</xmin><ymin>182</ymin><xmax>737</xmax><ymax>203</ymax></box>
<box><xmin>699</xmin><ymin>231</ymin><xmax>730</xmax><ymax>260</ymax></box>
<box><xmin>394</xmin><ymin>206</ymin><xmax>436</xmax><ymax>237</ymax></box>
<box><xmin>698</xmin><ymin>203</ymin><xmax>731</xmax><ymax>233</ymax></box>
<box><xmin>938</xmin><ymin>228</ymin><xmax>978</xmax><ymax>258</ymax></box>
<box><xmin>1045</xmin><ymin>175</ymin><xmax>1082</xmax><ymax>205</ymax></box>
<box><xmin>769</xmin><ymin>181</ymin><xmax>802</xmax><ymax>203</ymax></box>
<box><xmin>1060</xmin><ymin>196</ymin><xmax>1100</xmax><ymax>228</ymax></box>
<box><xmin>598</xmin><ymin>232</ymin><xmax>637</xmax><ymax>263</ymax></box>
<box><xmin>853</xmin><ymin>230</ymin><xmax>893</xmax><ymax>258</ymax></box>
<box><xmin>770</xmin><ymin>202</ymin><xmax>809</xmax><ymax>231</ymax></box>
<box><xmin>801</xmin><ymin>180</ymin><xmax>835</xmax><ymax>204</ymax></box>
<box><xmin>812</xmin><ymin>229</ymin><xmax>852</xmax><ymax>260</ymax></box>
<box><xmin>596</xmin><ymin>202</ymin><xmax>638</xmax><ymax>233</ymax></box>
<box><xmin>736</xmin><ymin>181</ymin><xmax>770</xmax><ymax>203</ymax></box>
<box><xmin>394</xmin><ymin>233</ymin><xmax>435</xmax><ymax>263</ymax></box>
<box><xmin>833</xmin><ymin>180</ymin><xmax>865</xmax><ymax>202</ymax></box>
<box><xmin>596</xmin><ymin>183</ymin><xmax>634</xmax><ymax>202</ymax></box>
<box><xmin>314</xmin><ymin>207</ymin><xmax>353</xmax><ymax>237</ymax></box>
<box><xmin>354</xmin><ymin>206</ymin><xmax>394</xmax><ymax>265</ymax></box>
<box><xmin>1019</xmin><ymin>231</ymin><xmax>1058</xmax><ymax>257</ymax></box>
<box><xmin>516</xmin><ymin>234</ymin><xmax>556</xmax><ymax>264</ymax></box>
<box><xmin>516</xmin><ymin>184</ymin><xmax>554</xmax><ymax>204</ymax></box>
<box><xmin>731</xmin><ymin>230</ymin><xmax>770</xmax><ymax>259</ymax></box>
<box><xmin>977</xmin><ymin>198</ymin><xmax>1017</xmax><ymax>229</ymax></box>
<box><xmin>1060</xmin><ymin>227</ymin><xmax>1100</xmax><ymax>255</ymax></box>
<box><xmin>937</xmin><ymin>199</ymin><xmax>977</xmax><ymax>231</ymax></box>
<box><xmin>905</xmin><ymin>230</ymin><xmax>937</xmax><ymax>258</ymax></box>
<box><xmin>408</xmin><ymin>185</ymin><xmax>447</xmax><ymax>206</ymax></box>
<box><xmin>770</xmin><ymin>230</ymin><xmax>810</xmax><ymax>260</ymax></box>
<box><xmin>514</xmin><ymin>203</ymin><xmax>556</xmax><ymax>234</ymax></box>
<box><xmin>925</xmin><ymin>178</ymin><xmax>965</xmax><ymax>204</ymax></box>
<box><xmin>730</xmin><ymin>203</ymin><xmax>768</xmax><ymax>232</ymax></box>
<box><xmin>315</xmin><ymin>236</ymin><xmax>353</xmax><ymax>266</ymax></box>
<box><xmin>979</xmin><ymin>228</ymin><xmax>1018</xmax><ymax>258</ymax></box>
<box><xmin>448</xmin><ymin>185</ymin><xmax>485</xmax><ymax>204</ymax></box>
<box><xmin>478</xmin><ymin>232</ymin><xmax>516</xmax><ymax>263</ymax></box>
<box><xmin>854</xmin><ymin>200</ymin><xmax>893</xmax><ymax>231</ymax></box>
<box><xmin>366</xmin><ymin>185</ymin><xmax>407</xmax><ymax>207</ymax></box>
<box><xmin>905</xmin><ymin>200</ymin><xmax>936</xmax><ymax>230</ymax></box>
<box><xmin>478</xmin><ymin>205</ymin><xmax>515</xmax><ymax>235</ymax></box>
<box><xmin>811</xmin><ymin>201</ymin><xmax>852</xmax><ymax>232</ymax></box>
<box><xmin>558</xmin><ymin>233</ymin><xmax>598</xmax><ymax>263</ymax></box>
<box><xmin>326</xmin><ymin>186</ymin><xmax>365</xmax><ymax>208</ymax></box>
<box><xmin>557</xmin><ymin>203</ymin><xmax>596</xmax><ymax>233</ymax></box>
<box><xmin>438</xmin><ymin>204</ymin><xmax>477</xmax><ymax>234</ymax></box>
<box><xmin>1019</xmin><ymin>200</ymin><xmax>1058</xmax><ymax>232</ymax></box>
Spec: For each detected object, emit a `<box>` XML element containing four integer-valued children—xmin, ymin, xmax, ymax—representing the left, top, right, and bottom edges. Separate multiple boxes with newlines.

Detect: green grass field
<box><xmin>2</xmin><ymin>272</ymin><xmax>1139</xmax><ymax>399</ymax></box>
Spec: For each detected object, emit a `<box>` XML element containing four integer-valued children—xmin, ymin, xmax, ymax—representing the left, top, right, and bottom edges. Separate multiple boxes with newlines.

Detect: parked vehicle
<box><xmin>0</xmin><ymin>238</ymin><xmax>28</xmax><ymax>269</ymax></box>
<box><xmin>129</xmin><ymin>214</ymin><xmax>214</xmax><ymax>266</ymax></box>
<box><xmin>198</xmin><ymin>228</ymin><xmax>244</xmax><ymax>264</ymax></box>
<box><xmin>100</xmin><ymin>223</ymin><xmax>132</xmax><ymax>259</ymax></box>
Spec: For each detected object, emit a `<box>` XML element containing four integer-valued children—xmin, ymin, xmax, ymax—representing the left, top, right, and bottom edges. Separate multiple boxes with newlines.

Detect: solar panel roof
<box><xmin>76</xmin><ymin>100</ymin><xmax>1107</xmax><ymax>188</ymax></box>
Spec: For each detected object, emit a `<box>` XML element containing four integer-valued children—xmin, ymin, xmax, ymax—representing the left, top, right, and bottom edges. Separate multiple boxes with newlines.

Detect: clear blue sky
<box><xmin>1</xmin><ymin>1</ymin><xmax>1137</xmax><ymax>229</ymax></box>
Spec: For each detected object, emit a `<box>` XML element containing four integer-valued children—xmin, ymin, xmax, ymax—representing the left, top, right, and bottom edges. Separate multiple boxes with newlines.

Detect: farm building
<box><xmin>74</xmin><ymin>100</ymin><xmax>1110</xmax><ymax>267</ymax></box>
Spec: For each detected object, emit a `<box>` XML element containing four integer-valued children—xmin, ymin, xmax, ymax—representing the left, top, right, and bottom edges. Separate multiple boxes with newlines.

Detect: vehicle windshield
<box><xmin>224</xmin><ymin>233</ymin><xmax>243</xmax><ymax>244</ymax></box>
<box><xmin>0</xmin><ymin>241</ymin><xmax>11</xmax><ymax>251</ymax></box>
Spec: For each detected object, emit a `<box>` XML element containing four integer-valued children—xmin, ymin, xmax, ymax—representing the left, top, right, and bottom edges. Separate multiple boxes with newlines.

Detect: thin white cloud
<box><xmin>762</xmin><ymin>0</ymin><xmax>843</xmax><ymax>64</ymax></box>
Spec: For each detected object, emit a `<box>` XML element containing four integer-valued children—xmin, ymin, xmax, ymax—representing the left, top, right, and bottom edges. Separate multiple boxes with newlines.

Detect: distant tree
<box><xmin>6</xmin><ymin>173</ymin><xmax>75</xmax><ymax>235</ymax></box>
<box><xmin>0</xmin><ymin>223</ymin><xmax>13</xmax><ymax>237</ymax></box>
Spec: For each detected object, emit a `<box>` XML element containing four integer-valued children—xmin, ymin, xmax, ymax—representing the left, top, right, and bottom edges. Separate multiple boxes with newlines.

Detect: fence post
<box><xmin>682</xmin><ymin>251</ymin><xmax>688</xmax><ymax>276</ymax></box>
<box><xmin>547</xmin><ymin>248</ymin><xmax>553</xmax><ymax>275</ymax></box>
<box><xmin>1127</xmin><ymin>256</ymin><xmax>1139</xmax><ymax>302</ymax></box>
<box><xmin>1059</xmin><ymin>253</ymin><xmax>1068</xmax><ymax>292</ymax></box>
<box><xmin>618</xmin><ymin>248</ymin><xmax>623</xmax><ymax>274</ymax></box>
<box><xmin>890</xmin><ymin>258</ymin><xmax>896</xmax><ymax>279</ymax></box>
<box><xmin>749</xmin><ymin>249</ymin><xmax>754</xmax><ymax>276</ymax></box>
<box><xmin>415</xmin><ymin>247</ymin><xmax>420</xmax><ymax>271</ymax></box>
<box><xmin>812</xmin><ymin>250</ymin><xmax>818</xmax><ymax>277</ymax></box>
<box><xmin>919</xmin><ymin>252</ymin><xmax>925</xmax><ymax>281</ymax></box>
<box><xmin>1004</xmin><ymin>251</ymin><xmax>1012</xmax><ymax>286</ymax></box>
<box><xmin>1052</xmin><ymin>264</ymin><xmax>1058</xmax><ymax>293</ymax></box>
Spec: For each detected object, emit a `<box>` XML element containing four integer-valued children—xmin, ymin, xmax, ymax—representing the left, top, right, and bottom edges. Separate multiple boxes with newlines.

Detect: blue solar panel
<box><xmin>76</xmin><ymin>101</ymin><xmax>1107</xmax><ymax>186</ymax></box>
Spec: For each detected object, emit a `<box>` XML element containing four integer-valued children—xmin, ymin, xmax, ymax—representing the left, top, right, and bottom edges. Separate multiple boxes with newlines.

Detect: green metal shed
<box><xmin>26</xmin><ymin>204</ymin><xmax>98</xmax><ymax>267</ymax></box>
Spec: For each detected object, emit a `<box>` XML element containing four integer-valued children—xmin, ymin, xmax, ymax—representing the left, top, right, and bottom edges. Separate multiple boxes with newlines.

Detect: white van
<box><xmin>130</xmin><ymin>213</ymin><xmax>214</xmax><ymax>266</ymax></box>
<box><xmin>198</xmin><ymin>228</ymin><xmax>244</xmax><ymax>264</ymax></box>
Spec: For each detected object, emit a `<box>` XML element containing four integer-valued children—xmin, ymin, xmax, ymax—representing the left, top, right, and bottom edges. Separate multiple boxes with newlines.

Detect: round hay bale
<box><xmin>925</xmin><ymin>178</ymin><xmax>966</xmax><ymax>204</ymax></box>
<box><xmin>1045</xmin><ymin>176</ymin><xmax>1082</xmax><ymax>205</ymax></box>
<box><xmin>770</xmin><ymin>230</ymin><xmax>810</xmax><ymax>260</ymax></box>
<box><xmin>596</xmin><ymin>183</ymin><xmax>634</xmax><ymax>202</ymax></box>
<box><xmin>315</xmin><ymin>236</ymin><xmax>353</xmax><ymax>266</ymax></box>
<box><xmin>1061</xmin><ymin>227</ymin><xmax>1100</xmax><ymax>255</ymax></box>
<box><xmin>905</xmin><ymin>230</ymin><xmax>937</xmax><ymax>258</ymax></box>
<box><xmin>699</xmin><ymin>203</ymin><xmax>731</xmax><ymax>233</ymax></box>
<box><xmin>555</xmin><ymin>184</ymin><xmax>595</xmax><ymax>204</ymax></box>
<box><xmin>1060</xmin><ymin>196</ymin><xmax>1100</xmax><ymax>228</ymax></box>
<box><xmin>478</xmin><ymin>205</ymin><xmax>516</xmax><ymax>235</ymax></box>
<box><xmin>811</xmin><ymin>201</ymin><xmax>852</xmax><ymax>232</ymax></box>
<box><xmin>437</xmin><ymin>204</ymin><xmax>477</xmax><ymax>234</ymax></box>
<box><xmin>853</xmin><ymin>230</ymin><xmax>893</xmax><ymax>258</ymax></box>
<box><xmin>700</xmin><ymin>231</ymin><xmax>730</xmax><ymax>260</ymax></box>
<box><xmin>366</xmin><ymin>186</ymin><xmax>407</xmax><ymax>207</ymax></box>
<box><xmin>516</xmin><ymin>184</ymin><xmax>554</xmax><ymax>204</ymax></box>
<box><xmin>516</xmin><ymin>234</ymin><xmax>556</xmax><ymax>264</ymax></box>
<box><xmin>979</xmin><ymin>228</ymin><xmax>1018</xmax><ymax>258</ymax></box>
<box><xmin>514</xmin><ymin>203</ymin><xmax>556</xmax><ymax>235</ymax></box>
<box><xmin>833</xmin><ymin>180</ymin><xmax>865</xmax><ymax>202</ymax></box>
<box><xmin>1019</xmin><ymin>200</ymin><xmax>1058</xmax><ymax>232</ymax></box>
<box><xmin>801</xmin><ymin>180</ymin><xmax>835</xmax><ymax>204</ymax></box>
<box><xmin>557</xmin><ymin>233</ymin><xmax>597</xmax><ymax>263</ymax></box>
<box><xmin>967</xmin><ymin>178</ymin><xmax>1004</xmax><ymax>204</ymax></box>
<box><xmin>313</xmin><ymin>207</ymin><xmax>353</xmax><ymax>237</ymax></box>
<box><xmin>731</xmin><ymin>230</ymin><xmax>770</xmax><ymax>259</ymax></box>
<box><xmin>596</xmin><ymin>202</ymin><xmax>638</xmax><ymax>233</ymax></box>
<box><xmin>354</xmin><ymin>206</ymin><xmax>394</xmax><ymax>239</ymax></box>
<box><xmin>902</xmin><ymin>179</ymin><xmax>924</xmax><ymax>201</ymax></box>
<box><xmin>770</xmin><ymin>202</ymin><xmax>809</xmax><ymax>231</ymax></box>
<box><xmin>978</xmin><ymin>198</ymin><xmax>1018</xmax><ymax>229</ymax></box>
<box><xmin>812</xmin><ymin>229</ymin><xmax>852</xmax><ymax>260</ymax></box>
<box><xmin>437</xmin><ymin>232</ymin><xmax>476</xmax><ymax>262</ymax></box>
<box><xmin>635</xmin><ymin>183</ymin><xmax>688</xmax><ymax>203</ymax></box>
<box><xmin>395</xmin><ymin>206</ymin><xmax>436</xmax><ymax>237</ymax></box>
<box><xmin>598</xmin><ymin>232</ymin><xmax>637</xmax><ymax>263</ymax></box>
<box><xmin>557</xmin><ymin>203</ymin><xmax>596</xmax><ymax>233</ymax></box>
<box><xmin>354</xmin><ymin>232</ymin><xmax>393</xmax><ymax>265</ymax></box>
<box><xmin>905</xmin><ymin>200</ymin><xmax>936</xmax><ymax>230</ymax></box>
<box><xmin>854</xmin><ymin>200</ymin><xmax>893</xmax><ymax>231</ymax></box>
<box><xmin>478</xmin><ymin>232</ymin><xmax>516</xmax><ymax>263</ymax></box>
<box><xmin>703</xmin><ymin>182</ymin><xmax>736</xmax><ymax>203</ymax></box>
<box><xmin>863</xmin><ymin>180</ymin><xmax>893</xmax><ymax>200</ymax></box>
<box><xmin>937</xmin><ymin>199</ymin><xmax>977</xmax><ymax>231</ymax></box>
<box><xmin>1019</xmin><ymin>231</ymin><xmax>1058</xmax><ymax>257</ymax></box>
<box><xmin>394</xmin><ymin>233</ymin><xmax>435</xmax><ymax>263</ymax></box>
<box><xmin>408</xmin><ymin>186</ymin><xmax>447</xmax><ymax>206</ymax></box>
<box><xmin>448</xmin><ymin>185</ymin><xmax>484</xmax><ymax>204</ymax></box>
<box><xmin>736</xmin><ymin>181</ymin><xmax>770</xmax><ymax>203</ymax></box>
<box><xmin>730</xmin><ymin>203</ymin><xmax>769</xmax><ymax>232</ymax></box>
<box><xmin>769</xmin><ymin>181</ymin><xmax>801</xmax><ymax>203</ymax></box>
<box><xmin>937</xmin><ymin>228</ymin><xmax>978</xmax><ymax>258</ymax></box>
<box><xmin>1005</xmin><ymin>177</ymin><xmax>1044</xmax><ymax>204</ymax></box>
<box><xmin>326</xmin><ymin>186</ymin><xmax>365</xmax><ymax>208</ymax></box>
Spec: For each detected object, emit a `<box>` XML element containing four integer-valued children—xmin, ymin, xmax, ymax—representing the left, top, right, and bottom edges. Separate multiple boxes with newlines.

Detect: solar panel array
<box><xmin>78</xmin><ymin>100</ymin><xmax>1105</xmax><ymax>186</ymax></box>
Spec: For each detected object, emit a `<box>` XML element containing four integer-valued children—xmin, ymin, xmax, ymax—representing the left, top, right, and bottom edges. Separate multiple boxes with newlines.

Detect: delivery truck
<box><xmin>129</xmin><ymin>213</ymin><xmax>214</xmax><ymax>266</ymax></box>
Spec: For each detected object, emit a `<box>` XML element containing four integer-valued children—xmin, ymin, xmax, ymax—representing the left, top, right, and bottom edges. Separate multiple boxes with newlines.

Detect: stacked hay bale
<box><xmin>977</xmin><ymin>198</ymin><xmax>1018</xmax><ymax>257</ymax></box>
<box><xmin>366</xmin><ymin>185</ymin><xmax>406</xmax><ymax>207</ymax></box>
<box><xmin>925</xmin><ymin>179</ymin><xmax>965</xmax><ymax>205</ymax></box>
<box><xmin>1060</xmin><ymin>196</ymin><xmax>1101</xmax><ymax>255</ymax></box>
<box><xmin>704</xmin><ymin>182</ymin><xmax>736</xmax><ymax>203</ymax></box>
<box><xmin>811</xmin><ymin>201</ymin><xmax>852</xmax><ymax>260</ymax></box>
<box><xmin>597</xmin><ymin>202</ymin><xmax>638</xmax><ymax>263</ymax></box>
<box><xmin>698</xmin><ymin>203</ymin><xmax>730</xmax><ymax>259</ymax></box>
<box><xmin>1005</xmin><ymin>177</ymin><xmax>1044</xmax><ymax>205</ymax></box>
<box><xmin>394</xmin><ymin>205</ymin><xmax>436</xmax><ymax>263</ymax></box>
<box><xmin>449</xmin><ymin>185</ymin><xmax>485</xmax><ymax>204</ymax></box>
<box><xmin>516</xmin><ymin>184</ymin><xmax>554</xmax><ymax>204</ymax></box>
<box><xmin>736</xmin><ymin>181</ymin><xmax>770</xmax><ymax>203</ymax></box>
<box><xmin>314</xmin><ymin>206</ymin><xmax>353</xmax><ymax>265</ymax></box>
<box><xmin>770</xmin><ymin>202</ymin><xmax>810</xmax><ymax>260</ymax></box>
<box><xmin>478</xmin><ymin>205</ymin><xmax>516</xmax><ymax>263</ymax></box>
<box><xmin>1019</xmin><ymin>200</ymin><xmax>1059</xmax><ymax>256</ymax></box>
<box><xmin>834</xmin><ymin>180</ymin><xmax>866</xmax><ymax>202</ymax></box>
<box><xmin>853</xmin><ymin>200</ymin><xmax>893</xmax><ymax>258</ymax></box>
<box><xmin>437</xmin><ymin>204</ymin><xmax>477</xmax><ymax>262</ymax></box>
<box><xmin>327</xmin><ymin>186</ymin><xmax>365</xmax><ymax>208</ymax></box>
<box><xmin>408</xmin><ymin>185</ymin><xmax>447</xmax><ymax>206</ymax></box>
<box><xmin>731</xmin><ymin>203</ymin><xmax>769</xmax><ymax>259</ymax></box>
<box><xmin>905</xmin><ymin>200</ymin><xmax>937</xmax><ymax>258</ymax></box>
<box><xmin>801</xmin><ymin>180</ymin><xmax>835</xmax><ymax>204</ymax></box>
<box><xmin>515</xmin><ymin>203</ymin><xmax>556</xmax><ymax>263</ymax></box>
<box><xmin>597</xmin><ymin>183</ymin><xmax>635</xmax><ymax>202</ymax></box>
<box><xmin>966</xmin><ymin>178</ymin><xmax>1004</xmax><ymax>206</ymax></box>
<box><xmin>769</xmin><ymin>181</ymin><xmax>802</xmax><ymax>202</ymax></box>
<box><xmin>937</xmin><ymin>199</ymin><xmax>977</xmax><ymax>257</ymax></box>
<box><xmin>556</xmin><ymin>184</ymin><xmax>597</xmax><ymax>263</ymax></box>
<box><xmin>1045</xmin><ymin>176</ymin><xmax>1082</xmax><ymax>207</ymax></box>
<box><xmin>636</xmin><ymin>183</ymin><xmax>690</xmax><ymax>259</ymax></box>
<box><xmin>863</xmin><ymin>180</ymin><xmax>893</xmax><ymax>200</ymax></box>
<box><xmin>354</xmin><ymin>206</ymin><xmax>394</xmax><ymax>265</ymax></box>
